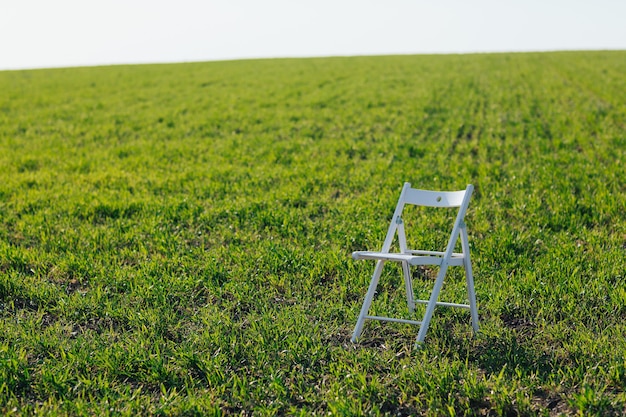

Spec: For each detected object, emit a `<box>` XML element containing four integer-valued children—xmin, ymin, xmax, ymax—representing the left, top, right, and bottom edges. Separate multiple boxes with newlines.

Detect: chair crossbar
<box><xmin>352</xmin><ymin>251</ymin><xmax>465</xmax><ymax>266</ymax></box>
<box><xmin>365</xmin><ymin>316</ymin><xmax>423</xmax><ymax>326</ymax></box>
<box><xmin>414</xmin><ymin>299</ymin><xmax>471</xmax><ymax>309</ymax></box>
<box><xmin>406</xmin><ymin>250</ymin><xmax>463</xmax><ymax>257</ymax></box>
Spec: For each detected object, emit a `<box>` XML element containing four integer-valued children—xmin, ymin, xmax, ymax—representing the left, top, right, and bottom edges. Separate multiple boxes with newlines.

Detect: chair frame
<box><xmin>351</xmin><ymin>182</ymin><xmax>479</xmax><ymax>346</ymax></box>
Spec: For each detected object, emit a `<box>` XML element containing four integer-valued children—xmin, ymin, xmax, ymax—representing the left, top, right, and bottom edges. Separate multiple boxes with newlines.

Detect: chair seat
<box><xmin>352</xmin><ymin>250</ymin><xmax>466</xmax><ymax>266</ymax></box>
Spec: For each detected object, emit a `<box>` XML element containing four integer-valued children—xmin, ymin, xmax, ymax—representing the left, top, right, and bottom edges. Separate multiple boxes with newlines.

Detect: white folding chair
<box><xmin>351</xmin><ymin>182</ymin><xmax>478</xmax><ymax>346</ymax></box>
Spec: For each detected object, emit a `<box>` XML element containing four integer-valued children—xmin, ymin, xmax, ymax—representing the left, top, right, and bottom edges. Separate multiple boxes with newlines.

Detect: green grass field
<box><xmin>1</xmin><ymin>51</ymin><xmax>625</xmax><ymax>415</ymax></box>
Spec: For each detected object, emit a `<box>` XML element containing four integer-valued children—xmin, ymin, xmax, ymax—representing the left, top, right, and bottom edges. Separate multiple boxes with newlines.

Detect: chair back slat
<box><xmin>403</xmin><ymin>186</ymin><xmax>467</xmax><ymax>207</ymax></box>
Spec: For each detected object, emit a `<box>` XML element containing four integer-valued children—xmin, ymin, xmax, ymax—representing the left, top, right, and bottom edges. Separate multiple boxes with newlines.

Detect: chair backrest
<box><xmin>380</xmin><ymin>183</ymin><xmax>474</xmax><ymax>254</ymax></box>
<box><xmin>403</xmin><ymin>188</ymin><xmax>468</xmax><ymax>208</ymax></box>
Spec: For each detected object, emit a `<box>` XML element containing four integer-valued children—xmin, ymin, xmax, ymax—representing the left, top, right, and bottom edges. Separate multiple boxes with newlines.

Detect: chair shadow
<box><xmin>431</xmin><ymin>315</ymin><xmax>570</xmax><ymax>413</ymax></box>
<box><xmin>433</xmin><ymin>312</ymin><xmax>556</xmax><ymax>380</ymax></box>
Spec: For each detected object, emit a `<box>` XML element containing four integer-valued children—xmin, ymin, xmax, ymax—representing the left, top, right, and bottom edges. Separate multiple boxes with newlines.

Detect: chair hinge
<box><xmin>396</xmin><ymin>216</ymin><xmax>403</xmax><ymax>224</ymax></box>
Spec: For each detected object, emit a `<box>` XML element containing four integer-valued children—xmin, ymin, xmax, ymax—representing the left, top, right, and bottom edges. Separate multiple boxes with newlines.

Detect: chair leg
<box><xmin>401</xmin><ymin>261</ymin><xmax>415</xmax><ymax>313</ymax></box>
<box><xmin>415</xmin><ymin>264</ymin><xmax>449</xmax><ymax>345</ymax></box>
<box><xmin>351</xmin><ymin>260</ymin><xmax>385</xmax><ymax>343</ymax></box>
<box><xmin>465</xmin><ymin>268</ymin><xmax>479</xmax><ymax>333</ymax></box>
<box><xmin>461</xmin><ymin>228</ymin><xmax>479</xmax><ymax>333</ymax></box>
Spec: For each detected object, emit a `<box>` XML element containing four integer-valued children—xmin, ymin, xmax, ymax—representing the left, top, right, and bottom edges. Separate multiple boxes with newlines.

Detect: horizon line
<box><xmin>2</xmin><ymin>47</ymin><xmax>624</xmax><ymax>72</ymax></box>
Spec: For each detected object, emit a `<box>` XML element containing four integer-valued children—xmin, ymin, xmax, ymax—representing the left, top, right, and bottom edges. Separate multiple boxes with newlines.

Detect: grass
<box><xmin>1</xmin><ymin>51</ymin><xmax>625</xmax><ymax>415</ymax></box>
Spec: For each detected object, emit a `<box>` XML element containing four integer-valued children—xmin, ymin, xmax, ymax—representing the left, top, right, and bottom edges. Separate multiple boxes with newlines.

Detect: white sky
<box><xmin>1</xmin><ymin>0</ymin><xmax>625</xmax><ymax>70</ymax></box>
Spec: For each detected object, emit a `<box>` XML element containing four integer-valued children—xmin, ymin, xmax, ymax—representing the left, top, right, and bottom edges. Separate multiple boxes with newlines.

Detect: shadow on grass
<box><xmin>441</xmin><ymin>314</ymin><xmax>555</xmax><ymax>379</ymax></box>
<box><xmin>432</xmin><ymin>313</ymin><xmax>576</xmax><ymax>415</ymax></box>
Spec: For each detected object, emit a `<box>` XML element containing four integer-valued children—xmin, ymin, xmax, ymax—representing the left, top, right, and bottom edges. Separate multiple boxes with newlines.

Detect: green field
<box><xmin>1</xmin><ymin>51</ymin><xmax>625</xmax><ymax>415</ymax></box>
